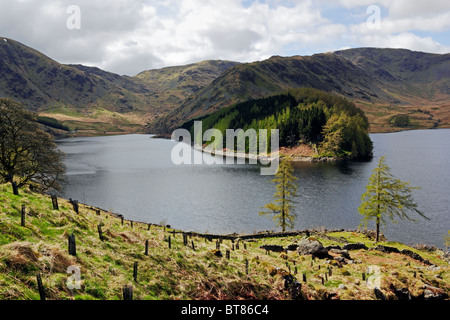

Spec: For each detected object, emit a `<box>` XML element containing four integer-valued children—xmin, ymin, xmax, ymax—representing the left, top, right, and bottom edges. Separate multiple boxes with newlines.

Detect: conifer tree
<box><xmin>358</xmin><ymin>156</ymin><xmax>429</xmax><ymax>242</ymax></box>
<box><xmin>259</xmin><ymin>157</ymin><xmax>298</xmax><ymax>231</ymax></box>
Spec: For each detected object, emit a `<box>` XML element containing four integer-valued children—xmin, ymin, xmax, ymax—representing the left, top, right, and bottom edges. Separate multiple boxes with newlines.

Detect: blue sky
<box><xmin>1</xmin><ymin>0</ymin><xmax>449</xmax><ymax>75</ymax></box>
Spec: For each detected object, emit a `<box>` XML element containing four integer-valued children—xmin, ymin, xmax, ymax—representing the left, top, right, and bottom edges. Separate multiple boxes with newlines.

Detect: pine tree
<box><xmin>358</xmin><ymin>156</ymin><xmax>429</xmax><ymax>242</ymax></box>
<box><xmin>259</xmin><ymin>157</ymin><xmax>298</xmax><ymax>231</ymax></box>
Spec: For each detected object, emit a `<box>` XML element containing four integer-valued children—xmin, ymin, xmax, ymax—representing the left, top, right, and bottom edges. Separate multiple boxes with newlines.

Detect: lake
<box><xmin>57</xmin><ymin>129</ymin><xmax>450</xmax><ymax>248</ymax></box>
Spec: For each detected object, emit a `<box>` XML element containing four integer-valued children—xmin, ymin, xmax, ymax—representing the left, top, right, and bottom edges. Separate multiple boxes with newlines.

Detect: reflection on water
<box><xmin>57</xmin><ymin>130</ymin><xmax>450</xmax><ymax>248</ymax></box>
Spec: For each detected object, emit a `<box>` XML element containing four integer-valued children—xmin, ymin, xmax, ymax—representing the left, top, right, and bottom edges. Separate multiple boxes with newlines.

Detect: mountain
<box><xmin>1</xmin><ymin>37</ymin><xmax>449</xmax><ymax>135</ymax></box>
<box><xmin>0</xmin><ymin>37</ymin><xmax>238</xmax><ymax>134</ymax></box>
<box><xmin>149</xmin><ymin>48</ymin><xmax>450</xmax><ymax>134</ymax></box>
<box><xmin>0</xmin><ymin>38</ymin><xmax>150</xmax><ymax>113</ymax></box>
<box><xmin>134</xmin><ymin>60</ymin><xmax>239</xmax><ymax>117</ymax></box>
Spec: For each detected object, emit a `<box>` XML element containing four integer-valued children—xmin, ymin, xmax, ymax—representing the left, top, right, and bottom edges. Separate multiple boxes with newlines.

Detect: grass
<box><xmin>0</xmin><ymin>183</ymin><xmax>448</xmax><ymax>300</ymax></box>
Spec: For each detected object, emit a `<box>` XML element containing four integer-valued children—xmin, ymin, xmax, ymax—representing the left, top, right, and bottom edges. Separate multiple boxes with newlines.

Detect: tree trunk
<box><xmin>376</xmin><ymin>216</ymin><xmax>380</xmax><ymax>243</ymax></box>
<box><xmin>11</xmin><ymin>181</ymin><xmax>19</xmax><ymax>195</ymax></box>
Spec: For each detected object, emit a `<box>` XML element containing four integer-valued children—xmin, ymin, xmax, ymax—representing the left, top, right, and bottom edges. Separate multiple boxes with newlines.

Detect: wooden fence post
<box><xmin>226</xmin><ymin>249</ymin><xmax>230</xmax><ymax>260</ymax></box>
<box><xmin>37</xmin><ymin>273</ymin><xmax>46</xmax><ymax>301</ymax></box>
<box><xmin>98</xmin><ymin>224</ymin><xmax>104</xmax><ymax>241</ymax></box>
<box><xmin>145</xmin><ymin>240</ymin><xmax>149</xmax><ymax>256</ymax></box>
<box><xmin>51</xmin><ymin>195</ymin><xmax>59</xmax><ymax>210</ymax></box>
<box><xmin>245</xmin><ymin>259</ymin><xmax>249</xmax><ymax>275</ymax></box>
<box><xmin>21</xmin><ymin>204</ymin><xmax>26</xmax><ymax>227</ymax></box>
<box><xmin>191</xmin><ymin>241</ymin><xmax>195</xmax><ymax>251</ymax></box>
<box><xmin>68</xmin><ymin>234</ymin><xmax>76</xmax><ymax>256</ymax></box>
<box><xmin>133</xmin><ymin>262</ymin><xmax>138</xmax><ymax>282</ymax></box>
<box><xmin>70</xmin><ymin>199</ymin><xmax>79</xmax><ymax>214</ymax></box>
<box><xmin>123</xmin><ymin>285</ymin><xmax>133</xmax><ymax>300</ymax></box>
<box><xmin>168</xmin><ymin>236</ymin><xmax>171</xmax><ymax>249</ymax></box>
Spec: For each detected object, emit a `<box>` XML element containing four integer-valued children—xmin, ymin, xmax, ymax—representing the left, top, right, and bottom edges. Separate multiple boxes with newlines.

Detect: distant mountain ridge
<box><xmin>1</xmin><ymin>37</ymin><xmax>449</xmax><ymax>134</ymax></box>
<box><xmin>151</xmin><ymin>48</ymin><xmax>450</xmax><ymax>133</ymax></box>
<box><xmin>0</xmin><ymin>37</ymin><xmax>239</xmax><ymax>132</ymax></box>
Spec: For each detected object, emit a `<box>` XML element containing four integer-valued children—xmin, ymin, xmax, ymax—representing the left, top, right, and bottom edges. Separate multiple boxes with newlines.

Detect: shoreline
<box><xmin>57</xmin><ymin>192</ymin><xmax>445</xmax><ymax>250</ymax></box>
<box><xmin>194</xmin><ymin>144</ymin><xmax>347</xmax><ymax>164</ymax></box>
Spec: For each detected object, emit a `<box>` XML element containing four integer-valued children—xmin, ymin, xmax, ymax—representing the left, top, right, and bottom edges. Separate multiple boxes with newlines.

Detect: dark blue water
<box><xmin>57</xmin><ymin>129</ymin><xmax>450</xmax><ymax>248</ymax></box>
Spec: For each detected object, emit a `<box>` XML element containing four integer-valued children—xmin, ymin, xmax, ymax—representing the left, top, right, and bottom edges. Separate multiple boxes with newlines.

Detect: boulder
<box><xmin>283</xmin><ymin>274</ymin><xmax>304</xmax><ymax>300</ymax></box>
<box><xmin>374</xmin><ymin>245</ymin><xmax>400</xmax><ymax>254</ymax></box>
<box><xmin>343</xmin><ymin>243</ymin><xmax>368</xmax><ymax>251</ymax></box>
<box><xmin>330</xmin><ymin>248</ymin><xmax>351</xmax><ymax>260</ymax></box>
<box><xmin>260</xmin><ymin>244</ymin><xmax>285</xmax><ymax>253</ymax></box>
<box><xmin>297</xmin><ymin>239</ymin><xmax>329</xmax><ymax>259</ymax></box>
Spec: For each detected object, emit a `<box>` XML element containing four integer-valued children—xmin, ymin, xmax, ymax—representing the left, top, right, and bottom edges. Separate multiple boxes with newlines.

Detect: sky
<box><xmin>1</xmin><ymin>0</ymin><xmax>450</xmax><ymax>76</ymax></box>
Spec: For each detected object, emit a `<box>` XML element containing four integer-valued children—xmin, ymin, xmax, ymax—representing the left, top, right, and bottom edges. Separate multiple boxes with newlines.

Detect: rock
<box><xmin>374</xmin><ymin>287</ymin><xmax>387</xmax><ymax>300</ymax></box>
<box><xmin>297</xmin><ymin>239</ymin><xmax>329</xmax><ymax>259</ymax></box>
<box><xmin>374</xmin><ymin>245</ymin><xmax>400</xmax><ymax>254</ymax></box>
<box><xmin>343</xmin><ymin>243</ymin><xmax>368</xmax><ymax>251</ymax></box>
<box><xmin>260</xmin><ymin>244</ymin><xmax>285</xmax><ymax>253</ymax></box>
<box><xmin>422</xmin><ymin>285</ymin><xmax>448</xmax><ymax>300</ymax></box>
<box><xmin>330</xmin><ymin>248</ymin><xmax>351</xmax><ymax>260</ymax></box>
<box><xmin>285</xmin><ymin>244</ymin><xmax>299</xmax><ymax>251</ymax></box>
<box><xmin>324</xmin><ymin>245</ymin><xmax>342</xmax><ymax>251</ymax></box>
<box><xmin>334</xmin><ymin>256</ymin><xmax>347</xmax><ymax>264</ymax></box>
<box><xmin>338</xmin><ymin>284</ymin><xmax>347</xmax><ymax>290</ymax></box>
<box><xmin>394</xmin><ymin>288</ymin><xmax>411</xmax><ymax>300</ymax></box>
<box><xmin>283</xmin><ymin>274</ymin><xmax>303</xmax><ymax>300</ymax></box>
<box><xmin>400</xmin><ymin>249</ymin><xmax>431</xmax><ymax>265</ymax></box>
<box><xmin>426</xmin><ymin>265</ymin><xmax>441</xmax><ymax>272</ymax></box>
<box><xmin>211</xmin><ymin>249</ymin><xmax>222</xmax><ymax>257</ymax></box>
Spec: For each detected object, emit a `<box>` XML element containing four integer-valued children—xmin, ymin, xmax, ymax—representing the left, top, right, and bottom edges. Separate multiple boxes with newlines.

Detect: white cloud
<box><xmin>0</xmin><ymin>0</ymin><xmax>449</xmax><ymax>75</ymax></box>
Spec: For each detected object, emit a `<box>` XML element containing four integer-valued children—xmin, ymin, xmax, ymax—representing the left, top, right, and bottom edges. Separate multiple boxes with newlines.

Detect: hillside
<box><xmin>0</xmin><ymin>183</ymin><xmax>448</xmax><ymax>301</ymax></box>
<box><xmin>1</xmin><ymin>37</ymin><xmax>449</xmax><ymax>136</ymax></box>
<box><xmin>0</xmin><ymin>37</ymin><xmax>237</xmax><ymax>135</ymax></box>
<box><xmin>149</xmin><ymin>48</ymin><xmax>450</xmax><ymax>134</ymax></box>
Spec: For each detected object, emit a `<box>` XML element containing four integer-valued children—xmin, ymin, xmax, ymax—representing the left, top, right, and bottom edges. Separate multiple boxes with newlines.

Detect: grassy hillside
<box><xmin>0</xmin><ymin>183</ymin><xmax>448</xmax><ymax>300</ymax></box>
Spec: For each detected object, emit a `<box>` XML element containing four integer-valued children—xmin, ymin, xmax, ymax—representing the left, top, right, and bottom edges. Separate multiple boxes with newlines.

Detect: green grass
<box><xmin>0</xmin><ymin>183</ymin><xmax>448</xmax><ymax>300</ymax></box>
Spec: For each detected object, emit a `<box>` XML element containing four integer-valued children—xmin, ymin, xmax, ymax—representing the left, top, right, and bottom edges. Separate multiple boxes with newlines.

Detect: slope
<box><xmin>149</xmin><ymin>48</ymin><xmax>450</xmax><ymax>134</ymax></box>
